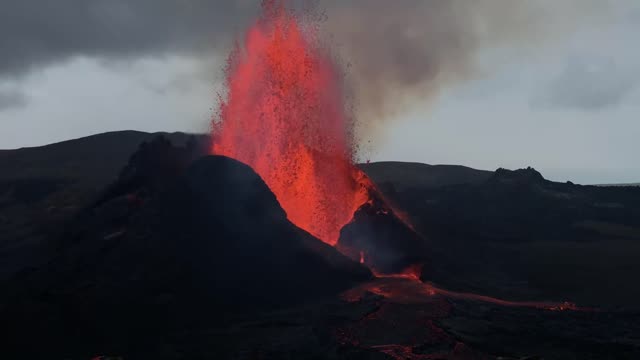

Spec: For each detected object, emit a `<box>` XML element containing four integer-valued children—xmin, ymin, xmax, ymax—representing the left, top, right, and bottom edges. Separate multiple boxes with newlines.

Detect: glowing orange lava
<box><xmin>212</xmin><ymin>0</ymin><xmax>372</xmax><ymax>245</ymax></box>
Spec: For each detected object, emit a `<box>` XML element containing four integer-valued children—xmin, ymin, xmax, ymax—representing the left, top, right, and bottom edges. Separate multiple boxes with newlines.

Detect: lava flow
<box><xmin>343</xmin><ymin>276</ymin><xmax>591</xmax><ymax>312</ymax></box>
<box><xmin>372</xmin><ymin>264</ymin><xmax>423</xmax><ymax>281</ymax></box>
<box><xmin>212</xmin><ymin>0</ymin><xmax>372</xmax><ymax>245</ymax></box>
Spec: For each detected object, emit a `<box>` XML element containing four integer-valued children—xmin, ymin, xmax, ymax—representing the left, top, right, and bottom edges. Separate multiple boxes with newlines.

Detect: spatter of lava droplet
<box><xmin>212</xmin><ymin>0</ymin><xmax>372</xmax><ymax>245</ymax></box>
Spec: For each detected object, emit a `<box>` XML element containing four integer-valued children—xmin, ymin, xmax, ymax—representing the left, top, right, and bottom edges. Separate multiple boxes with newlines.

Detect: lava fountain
<box><xmin>212</xmin><ymin>0</ymin><xmax>373</xmax><ymax>245</ymax></box>
<box><xmin>210</xmin><ymin>1</ymin><xmax>588</xmax><ymax>314</ymax></box>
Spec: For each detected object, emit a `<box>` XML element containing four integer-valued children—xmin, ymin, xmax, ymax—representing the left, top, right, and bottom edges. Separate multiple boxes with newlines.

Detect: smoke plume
<box><xmin>320</xmin><ymin>0</ymin><xmax>614</xmax><ymax>135</ymax></box>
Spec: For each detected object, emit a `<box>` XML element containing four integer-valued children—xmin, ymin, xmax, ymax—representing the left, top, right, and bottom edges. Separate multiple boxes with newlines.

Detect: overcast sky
<box><xmin>1</xmin><ymin>0</ymin><xmax>639</xmax><ymax>184</ymax></box>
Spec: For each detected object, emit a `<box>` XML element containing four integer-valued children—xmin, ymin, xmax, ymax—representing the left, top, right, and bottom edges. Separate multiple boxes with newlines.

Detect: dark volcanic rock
<box><xmin>0</xmin><ymin>133</ymin><xmax>208</xmax><ymax>283</ymax></box>
<box><xmin>373</xmin><ymin>164</ymin><xmax>640</xmax><ymax>308</ymax></box>
<box><xmin>491</xmin><ymin>166</ymin><xmax>546</xmax><ymax>185</ymax></box>
<box><xmin>337</xmin><ymin>194</ymin><xmax>428</xmax><ymax>275</ymax></box>
<box><xmin>1</xmin><ymin>155</ymin><xmax>370</xmax><ymax>358</ymax></box>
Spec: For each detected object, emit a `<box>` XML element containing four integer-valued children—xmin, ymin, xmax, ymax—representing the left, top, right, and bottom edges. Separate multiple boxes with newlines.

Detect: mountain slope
<box><xmin>2</xmin><ymin>154</ymin><xmax>370</xmax><ymax>358</ymax></box>
<box><xmin>0</xmin><ymin>130</ymin><xmax>198</xmax><ymax>185</ymax></box>
<box><xmin>359</xmin><ymin>161</ymin><xmax>492</xmax><ymax>190</ymax></box>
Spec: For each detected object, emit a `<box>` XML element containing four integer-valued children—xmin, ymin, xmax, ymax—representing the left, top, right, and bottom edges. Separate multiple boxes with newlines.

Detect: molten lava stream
<box><xmin>351</xmin><ymin>270</ymin><xmax>590</xmax><ymax>312</ymax></box>
<box><xmin>212</xmin><ymin>0</ymin><xmax>372</xmax><ymax>245</ymax></box>
<box><xmin>343</xmin><ymin>260</ymin><xmax>586</xmax><ymax>311</ymax></box>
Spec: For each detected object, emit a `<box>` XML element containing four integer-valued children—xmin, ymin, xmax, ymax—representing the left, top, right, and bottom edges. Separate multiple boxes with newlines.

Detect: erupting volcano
<box><xmin>212</xmin><ymin>0</ymin><xmax>373</xmax><ymax>245</ymax></box>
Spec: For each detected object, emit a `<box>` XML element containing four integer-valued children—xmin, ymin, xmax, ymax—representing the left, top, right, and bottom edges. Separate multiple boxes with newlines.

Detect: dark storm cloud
<box><xmin>0</xmin><ymin>0</ymin><xmax>257</xmax><ymax>77</ymax></box>
<box><xmin>0</xmin><ymin>90</ymin><xmax>27</xmax><ymax>110</ymax></box>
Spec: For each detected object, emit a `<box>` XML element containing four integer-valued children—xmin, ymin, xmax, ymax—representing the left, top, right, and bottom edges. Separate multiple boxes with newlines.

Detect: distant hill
<box><xmin>1</xmin><ymin>131</ymin><xmax>496</xmax><ymax>201</ymax></box>
<box><xmin>3</xmin><ymin>130</ymin><xmax>636</xmax><ymax>191</ymax></box>
<box><xmin>359</xmin><ymin>161</ymin><xmax>493</xmax><ymax>190</ymax></box>
<box><xmin>0</xmin><ymin>130</ymin><xmax>200</xmax><ymax>187</ymax></box>
<box><xmin>596</xmin><ymin>183</ymin><xmax>640</xmax><ymax>187</ymax></box>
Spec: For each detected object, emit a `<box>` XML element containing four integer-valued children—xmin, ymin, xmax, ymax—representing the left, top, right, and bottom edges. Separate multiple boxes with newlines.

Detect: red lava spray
<box><xmin>212</xmin><ymin>0</ymin><xmax>588</xmax><ymax>319</ymax></box>
<box><xmin>212</xmin><ymin>0</ymin><xmax>373</xmax><ymax>245</ymax></box>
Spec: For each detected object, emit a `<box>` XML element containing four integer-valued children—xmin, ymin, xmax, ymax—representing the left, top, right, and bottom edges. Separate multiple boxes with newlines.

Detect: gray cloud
<box><xmin>539</xmin><ymin>57</ymin><xmax>638</xmax><ymax>110</ymax></box>
<box><xmin>0</xmin><ymin>90</ymin><xmax>27</xmax><ymax>110</ymax></box>
<box><xmin>0</xmin><ymin>0</ymin><xmax>630</xmax><ymax>126</ymax></box>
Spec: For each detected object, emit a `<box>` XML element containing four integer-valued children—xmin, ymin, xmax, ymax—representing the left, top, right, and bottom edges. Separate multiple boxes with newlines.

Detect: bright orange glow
<box><xmin>212</xmin><ymin>0</ymin><xmax>372</xmax><ymax>245</ymax></box>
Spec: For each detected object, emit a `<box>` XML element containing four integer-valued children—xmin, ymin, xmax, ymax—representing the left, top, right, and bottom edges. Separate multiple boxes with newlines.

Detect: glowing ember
<box><xmin>212</xmin><ymin>0</ymin><xmax>372</xmax><ymax>245</ymax></box>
